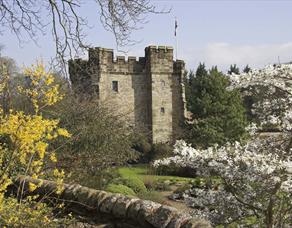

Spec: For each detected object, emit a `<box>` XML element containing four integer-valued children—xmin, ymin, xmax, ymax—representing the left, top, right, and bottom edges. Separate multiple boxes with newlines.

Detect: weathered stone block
<box><xmin>166</xmin><ymin>213</ymin><xmax>192</xmax><ymax>228</ymax></box>
<box><xmin>112</xmin><ymin>195</ymin><xmax>138</xmax><ymax>218</ymax></box>
<box><xmin>99</xmin><ymin>195</ymin><xmax>119</xmax><ymax>214</ymax></box>
<box><xmin>145</xmin><ymin>205</ymin><xmax>178</xmax><ymax>228</ymax></box>
<box><xmin>96</xmin><ymin>191</ymin><xmax>110</xmax><ymax>209</ymax></box>
<box><xmin>181</xmin><ymin>219</ymin><xmax>212</xmax><ymax>228</ymax></box>
<box><xmin>136</xmin><ymin>200</ymin><xmax>161</xmax><ymax>226</ymax></box>
<box><xmin>75</xmin><ymin>187</ymin><xmax>100</xmax><ymax>208</ymax></box>
<box><xmin>126</xmin><ymin>199</ymin><xmax>145</xmax><ymax>220</ymax></box>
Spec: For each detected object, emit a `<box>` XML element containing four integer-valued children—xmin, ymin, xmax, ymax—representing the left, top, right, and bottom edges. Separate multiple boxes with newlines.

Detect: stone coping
<box><xmin>12</xmin><ymin>176</ymin><xmax>211</xmax><ymax>228</ymax></box>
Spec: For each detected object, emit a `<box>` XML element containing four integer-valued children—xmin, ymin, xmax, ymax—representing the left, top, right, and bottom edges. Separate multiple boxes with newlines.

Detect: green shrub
<box><xmin>69</xmin><ymin>168</ymin><xmax>119</xmax><ymax>190</ymax></box>
<box><xmin>115</xmin><ymin>177</ymin><xmax>147</xmax><ymax>194</ymax></box>
<box><xmin>0</xmin><ymin>197</ymin><xmax>74</xmax><ymax>227</ymax></box>
<box><xmin>142</xmin><ymin>176</ymin><xmax>171</xmax><ymax>191</ymax></box>
<box><xmin>105</xmin><ymin>184</ymin><xmax>136</xmax><ymax>196</ymax></box>
<box><xmin>142</xmin><ymin>176</ymin><xmax>156</xmax><ymax>190</ymax></box>
<box><xmin>189</xmin><ymin>177</ymin><xmax>221</xmax><ymax>189</ymax></box>
<box><xmin>133</xmin><ymin>137</ymin><xmax>152</xmax><ymax>154</ymax></box>
<box><xmin>149</xmin><ymin>143</ymin><xmax>173</xmax><ymax>161</ymax></box>
<box><xmin>154</xmin><ymin>163</ymin><xmax>197</xmax><ymax>178</ymax></box>
<box><xmin>131</xmin><ymin>132</ymin><xmax>152</xmax><ymax>162</ymax></box>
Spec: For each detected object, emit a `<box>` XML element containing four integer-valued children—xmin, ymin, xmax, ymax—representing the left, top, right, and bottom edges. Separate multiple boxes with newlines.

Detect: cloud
<box><xmin>203</xmin><ymin>42</ymin><xmax>292</xmax><ymax>71</ymax></box>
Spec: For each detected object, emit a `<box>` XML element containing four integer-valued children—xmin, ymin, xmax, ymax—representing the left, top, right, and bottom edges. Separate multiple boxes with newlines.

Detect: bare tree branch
<box><xmin>0</xmin><ymin>0</ymin><xmax>169</xmax><ymax>72</ymax></box>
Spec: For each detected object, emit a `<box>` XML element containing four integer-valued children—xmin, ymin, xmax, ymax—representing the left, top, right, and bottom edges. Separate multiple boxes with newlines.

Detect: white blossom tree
<box><xmin>229</xmin><ymin>64</ymin><xmax>292</xmax><ymax>132</ymax></box>
<box><xmin>153</xmin><ymin>138</ymin><xmax>292</xmax><ymax>226</ymax></box>
<box><xmin>154</xmin><ymin>64</ymin><xmax>292</xmax><ymax>226</ymax></box>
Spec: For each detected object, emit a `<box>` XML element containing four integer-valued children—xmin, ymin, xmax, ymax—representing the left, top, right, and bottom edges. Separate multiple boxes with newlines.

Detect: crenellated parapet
<box><xmin>174</xmin><ymin>60</ymin><xmax>185</xmax><ymax>73</ymax></box>
<box><xmin>87</xmin><ymin>47</ymin><xmax>146</xmax><ymax>74</ymax></box>
<box><xmin>145</xmin><ymin>45</ymin><xmax>174</xmax><ymax>54</ymax></box>
<box><xmin>69</xmin><ymin>46</ymin><xmax>178</xmax><ymax>78</ymax></box>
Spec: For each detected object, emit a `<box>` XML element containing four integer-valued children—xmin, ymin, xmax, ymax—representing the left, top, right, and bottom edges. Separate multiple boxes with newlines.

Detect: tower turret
<box><xmin>145</xmin><ymin>46</ymin><xmax>174</xmax><ymax>143</ymax></box>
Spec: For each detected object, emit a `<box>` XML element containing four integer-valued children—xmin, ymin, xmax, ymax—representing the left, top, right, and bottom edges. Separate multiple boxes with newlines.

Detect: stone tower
<box><xmin>69</xmin><ymin>45</ymin><xmax>186</xmax><ymax>143</ymax></box>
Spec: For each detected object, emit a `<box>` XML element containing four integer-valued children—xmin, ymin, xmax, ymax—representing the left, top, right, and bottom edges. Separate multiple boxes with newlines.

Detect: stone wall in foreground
<box><xmin>13</xmin><ymin>176</ymin><xmax>211</xmax><ymax>228</ymax></box>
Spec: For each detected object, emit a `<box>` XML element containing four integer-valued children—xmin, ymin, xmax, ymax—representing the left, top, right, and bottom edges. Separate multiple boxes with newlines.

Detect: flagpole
<box><xmin>175</xmin><ymin>17</ymin><xmax>178</xmax><ymax>60</ymax></box>
<box><xmin>176</xmin><ymin>35</ymin><xmax>178</xmax><ymax>60</ymax></box>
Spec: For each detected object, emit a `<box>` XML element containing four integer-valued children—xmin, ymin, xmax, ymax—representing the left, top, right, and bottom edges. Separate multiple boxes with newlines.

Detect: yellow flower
<box><xmin>28</xmin><ymin>182</ymin><xmax>37</xmax><ymax>192</ymax></box>
<box><xmin>57</xmin><ymin>128</ymin><xmax>71</xmax><ymax>137</ymax></box>
<box><xmin>35</xmin><ymin>141</ymin><xmax>48</xmax><ymax>159</ymax></box>
<box><xmin>0</xmin><ymin>61</ymin><xmax>69</xmax><ymax>225</ymax></box>
<box><xmin>50</xmin><ymin>153</ymin><xmax>57</xmax><ymax>163</ymax></box>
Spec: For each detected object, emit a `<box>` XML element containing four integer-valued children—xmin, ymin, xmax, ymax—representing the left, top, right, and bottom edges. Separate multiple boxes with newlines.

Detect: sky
<box><xmin>1</xmin><ymin>0</ymin><xmax>292</xmax><ymax>72</ymax></box>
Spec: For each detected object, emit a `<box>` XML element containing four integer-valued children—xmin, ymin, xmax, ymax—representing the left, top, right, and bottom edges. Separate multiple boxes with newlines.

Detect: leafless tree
<box><xmin>0</xmin><ymin>0</ymin><xmax>169</xmax><ymax>67</ymax></box>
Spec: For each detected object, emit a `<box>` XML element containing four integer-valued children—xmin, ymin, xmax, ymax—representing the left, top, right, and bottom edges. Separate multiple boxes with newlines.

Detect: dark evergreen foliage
<box><xmin>228</xmin><ymin>64</ymin><xmax>240</xmax><ymax>75</ymax></box>
<box><xmin>243</xmin><ymin>64</ymin><xmax>251</xmax><ymax>73</ymax></box>
<box><xmin>185</xmin><ymin>64</ymin><xmax>248</xmax><ymax>148</ymax></box>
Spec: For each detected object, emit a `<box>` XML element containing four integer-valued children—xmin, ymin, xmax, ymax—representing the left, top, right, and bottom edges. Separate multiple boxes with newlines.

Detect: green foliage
<box><xmin>141</xmin><ymin>176</ymin><xmax>156</xmax><ymax>190</ymax></box>
<box><xmin>154</xmin><ymin>162</ymin><xmax>197</xmax><ymax>178</ymax></box>
<box><xmin>189</xmin><ymin>177</ymin><xmax>221</xmax><ymax>189</ymax></box>
<box><xmin>132</xmin><ymin>141</ymin><xmax>173</xmax><ymax>163</ymax></box>
<box><xmin>132</xmin><ymin>133</ymin><xmax>152</xmax><ymax>162</ymax></box>
<box><xmin>117</xmin><ymin>165</ymin><xmax>194</xmax><ymax>184</ymax></box>
<box><xmin>228</xmin><ymin>64</ymin><xmax>240</xmax><ymax>75</ymax></box>
<box><xmin>105</xmin><ymin>184</ymin><xmax>136</xmax><ymax>196</ymax></box>
<box><xmin>113</xmin><ymin>176</ymin><xmax>147</xmax><ymax>194</ymax></box>
<box><xmin>186</xmin><ymin>64</ymin><xmax>248</xmax><ymax>147</ymax></box>
<box><xmin>141</xmin><ymin>176</ymin><xmax>171</xmax><ymax>191</ymax></box>
<box><xmin>174</xmin><ymin>183</ymin><xmax>192</xmax><ymax>194</ymax></box>
<box><xmin>0</xmin><ymin>197</ymin><xmax>73</xmax><ymax>227</ymax></box>
<box><xmin>133</xmin><ymin>138</ymin><xmax>152</xmax><ymax>154</ymax></box>
<box><xmin>148</xmin><ymin>143</ymin><xmax>173</xmax><ymax>161</ymax></box>
<box><xmin>45</xmin><ymin>80</ymin><xmax>138</xmax><ymax>176</ymax></box>
<box><xmin>69</xmin><ymin>168</ymin><xmax>119</xmax><ymax>190</ymax></box>
<box><xmin>243</xmin><ymin>64</ymin><xmax>251</xmax><ymax>73</ymax></box>
<box><xmin>0</xmin><ymin>62</ymin><xmax>72</xmax><ymax>227</ymax></box>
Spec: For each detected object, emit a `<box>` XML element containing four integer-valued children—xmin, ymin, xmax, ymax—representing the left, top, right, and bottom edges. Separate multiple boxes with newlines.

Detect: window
<box><xmin>160</xmin><ymin>107</ymin><xmax>165</xmax><ymax>114</ymax></box>
<box><xmin>112</xmin><ymin>81</ymin><xmax>118</xmax><ymax>92</ymax></box>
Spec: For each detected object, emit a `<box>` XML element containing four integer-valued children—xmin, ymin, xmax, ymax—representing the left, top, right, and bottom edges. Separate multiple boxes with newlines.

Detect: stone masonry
<box><xmin>69</xmin><ymin>46</ymin><xmax>186</xmax><ymax>143</ymax></box>
<box><xmin>13</xmin><ymin>176</ymin><xmax>211</xmax><ymax>228</ymax></box>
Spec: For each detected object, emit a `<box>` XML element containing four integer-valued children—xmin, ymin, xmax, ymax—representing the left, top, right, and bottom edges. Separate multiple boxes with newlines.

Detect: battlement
<box><xmin>85</xmin><ymin>47</ymin><xmax>148</xmax><ymax>73</ymax></box>
<box><xmin>145</xmin><ymin>45</ymin><xmax>173</xmax><ymax>53</ymax></box>
<box><xmin>68</xmin><ymin>46</ymin><xmax>176</xmax><ymax>74</ymax></box>
<box><xmin>174</xmin><ymin>60</ymin><xmax>185</xmax><ymax>72</ymax></box>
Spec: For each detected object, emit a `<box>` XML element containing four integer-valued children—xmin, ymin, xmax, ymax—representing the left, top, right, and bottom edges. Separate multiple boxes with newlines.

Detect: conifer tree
<box><xmin>186</xmin><ymin>65</ymin><xmax>248</xmax><ymax>148</ymax></box>
<box><xmin>243</xmin><ymin>64</ymin><xmax>251</xmax><ymax>73</ymax></box>
<box><xmin>228</xmin><ymin>64</ymin><xmax>240</xmax><ymax>75</ymax></box>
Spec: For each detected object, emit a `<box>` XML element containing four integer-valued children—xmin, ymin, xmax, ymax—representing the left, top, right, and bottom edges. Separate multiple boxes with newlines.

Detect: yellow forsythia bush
<box><xmin>0</xmin><ymin>62</ymin><xmax>71</xmax><ymax>226</ymax></box>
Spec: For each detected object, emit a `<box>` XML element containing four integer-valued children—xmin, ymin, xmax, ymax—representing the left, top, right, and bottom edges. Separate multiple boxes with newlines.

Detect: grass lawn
<box><xmin>117</xmin><ymin>165</ymin><xmax>195</xmax><ymax>184</ymax></box>
<box><xmin>114</xmin><ymin>164</ymin><xmax>196</xmax><ymax>206</ymax></box>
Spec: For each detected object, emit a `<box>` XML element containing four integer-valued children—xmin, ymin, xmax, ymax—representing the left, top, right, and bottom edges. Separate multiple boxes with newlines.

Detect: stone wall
<box><xmin>146</xmin><ymin>46</ymin><xmax>174</xmax><ymax>143</ymax></box>
<box><xmin>69</xmin><ymin>46</ymin><xmax>186</xmax><ymax>143</ymax></box>
<box><xmin>172</xmin><ymin>60</ymin><xmax>187</xmax><ymax>139</ymax></box>
<box><xmin>13</xmin><ymin>176</ymin><xmax>211</xmax><ymax>228</ymax></box>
